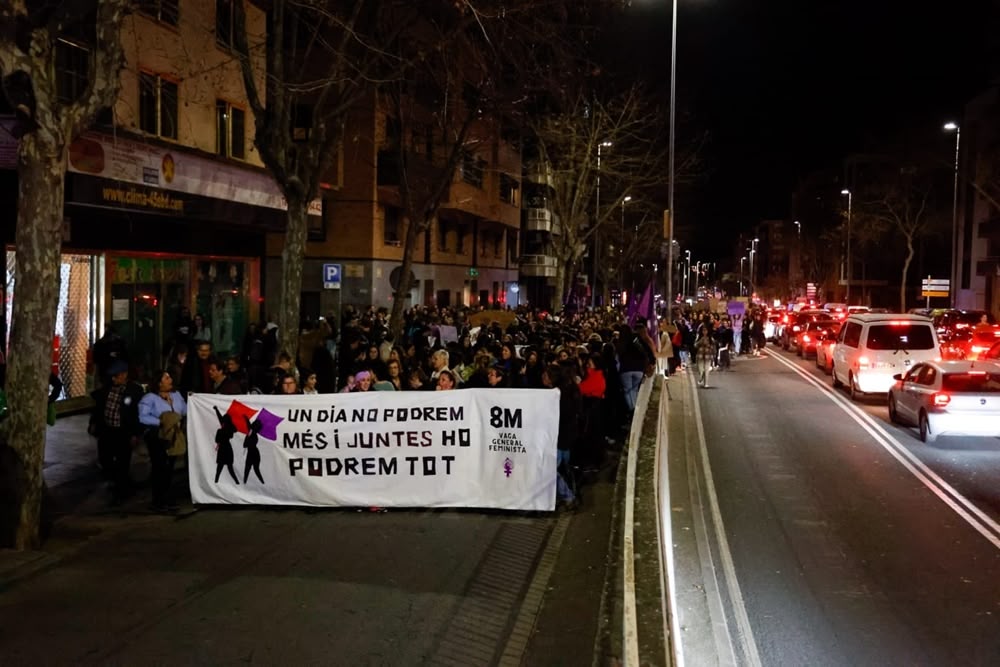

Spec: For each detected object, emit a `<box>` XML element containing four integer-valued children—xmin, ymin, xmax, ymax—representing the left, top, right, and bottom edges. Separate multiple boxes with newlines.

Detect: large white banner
<box><xmin>187</xmin><ymin>389</ymin><xmax>560</xmax><ymax>511</ymax></box>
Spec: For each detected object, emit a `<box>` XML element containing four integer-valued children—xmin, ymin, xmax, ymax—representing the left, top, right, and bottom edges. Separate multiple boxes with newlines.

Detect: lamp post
<box><xmin>944</xmin><ymin>122</ymin><xmax>961</xmax><ymax>308</ymax></box>
<box><xmin>740</xmin><ymin>255</ymin><xmax>747</xmax><ymax>296</ymax></box>
<box><xmin>748</xmin><ymin>237</ymin><xmax>759</xmax><ymax>297</ymax></box>
<box><xmin>665</xmin><ymin>0</ymin><xmax>679</xmax><ymax>305</ymax></box>
<box><xmin>592</xmin><ymin>140</ymin><xmax>613</xmax><ymax>308</ymax></box>
<box><xmin>841</xmin><ymin>189</ymin><xmax>852</xmax><ymax>304</ymax></box>
<box><xmin>683</xmin><ymin>249</ymin><xmax>691</xmax><ymax>298</ymax></box>
<box><xmin>620</xmin><ymin>195</ymin><xmax>632</xmax><ymax>295</ymax></box>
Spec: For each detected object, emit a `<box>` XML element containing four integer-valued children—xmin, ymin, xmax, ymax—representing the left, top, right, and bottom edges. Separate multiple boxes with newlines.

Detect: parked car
<box><xmin>814</xmin><ymin>321</ymin><xmax>842</xmax><ymax>373</ymax></box>
<box><xmin>985</xmin><ymin>340</ymin><xmax>1000</xmax><ymax>361</ymax></box>
<box><xmin>831</xmin><ymin>313</ymin><xmax>940</xmax><ymax>400</ymax></box>
<box><xmin>794</xmin><ymin>318</ymin><xmax>838</xmax><ymax>358</ymax></box>
<box><xmin>887</xmin><ymin>360</ymin><xmax>1000</xmax><ymax>442</ymax></box>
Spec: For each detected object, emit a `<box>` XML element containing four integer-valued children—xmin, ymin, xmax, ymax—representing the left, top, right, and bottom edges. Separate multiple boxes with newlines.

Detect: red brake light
<box><xmin>932</xmin><ymin>393</ymin><xmax>951</xmax><ymax>407</ymax></box>
<box><xmin>803</xmin><ymin>335</ymin><xmax>811</xmax><ymax>343</ymax></box>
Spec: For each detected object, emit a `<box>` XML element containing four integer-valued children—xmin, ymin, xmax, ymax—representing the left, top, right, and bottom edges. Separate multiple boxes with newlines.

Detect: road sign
<box><xmin>921</xmin><ymin>276</ymin><xmax>949</xmax><ymax>298</ymax></box>
<box><xmin>323</xmin><ymin>263</ymin><xmax>341</xmax><ymax>289</ymax></box>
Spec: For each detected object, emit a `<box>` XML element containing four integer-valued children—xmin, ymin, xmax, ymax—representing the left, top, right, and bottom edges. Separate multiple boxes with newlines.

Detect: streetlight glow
<box><xmin>841</xmin><ymin>189</ymin><xmax>853</xmax><ymax>303</ymax></box>
<box><xmin>944</xmin><ymin>122</ymin><xmax>961</xmax><ymax>307</ymax></box>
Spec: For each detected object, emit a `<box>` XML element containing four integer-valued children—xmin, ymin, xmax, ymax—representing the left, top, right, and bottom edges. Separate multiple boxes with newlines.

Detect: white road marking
<box><xmin>689</xmin><ymin>371</ymin><xmax>764</xmax><ymax>666</ymax></box>
<box><xmin>767</xmin><ymin>351</ymin><xmax>1000</xmax><ymax>549</ymax></box>
<box><xmin>655</xmin><ymin>377</ymin><xmax>686</xmax><ymax>667</ymax></box>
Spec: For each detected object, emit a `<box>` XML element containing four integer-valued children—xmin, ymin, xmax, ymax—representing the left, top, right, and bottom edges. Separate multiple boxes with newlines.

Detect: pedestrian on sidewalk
<box><xmin>695</xmin><ymin>325</ymin><xmax>715</xmax><ymax>388</ymax></box>
<box><xmin>139</xmin><ymin>369</ymin><xmax>188</xmax><ymax>512</ymax></box>
<box><xmin>88</xmin><ymin>359</ymin><xmax>144</xmax><ymax>504</ymax></box>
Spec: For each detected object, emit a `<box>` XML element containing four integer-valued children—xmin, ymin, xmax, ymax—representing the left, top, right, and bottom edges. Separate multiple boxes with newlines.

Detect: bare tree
<box><xmin>527</xmin><ymin>86</ymin><xmax>670</xmax><ymax>307</ymax></box>
<box><xmin>380</xmin><ymin>0</ymin><xmax>580</xmax><ymax>336</ymax></box>
<box><xmin>0</xmin><ymin>0</ymin><xmax>130</xmax><ymax>548</ymax></box>
<box><xmin>863</xmin><ymin>171</ymin><xmax>935</xmax><ymax>312</ymax></box>
<box><xmin>231</xmin><ymin>0</ymin><xmax>407</xmax><ymax>364</ymax></box>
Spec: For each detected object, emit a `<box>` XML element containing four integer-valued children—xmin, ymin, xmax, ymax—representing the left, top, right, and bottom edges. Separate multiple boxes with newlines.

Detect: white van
<box><xmin>831</xmin><ymin>313</ymin><xmax>940</xmax><ymax>399</ymax></box>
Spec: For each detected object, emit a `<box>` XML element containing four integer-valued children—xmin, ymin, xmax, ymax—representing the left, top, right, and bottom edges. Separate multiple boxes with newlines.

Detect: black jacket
<box><xmin>89</xmin><ymin>381</ymin><xmax>144</xmax><ymax>437</ymax></box>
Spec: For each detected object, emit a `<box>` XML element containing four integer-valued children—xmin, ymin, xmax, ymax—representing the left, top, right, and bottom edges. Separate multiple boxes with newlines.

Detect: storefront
<box><xmin>4</xmin><ymin>249</ymin><xmax>259</xmax><ymax>401</ymax></box>
<box><xmin>0</xmin><ymin>129</ymin><xmax>294</xmax><ymax>403</ymax></box>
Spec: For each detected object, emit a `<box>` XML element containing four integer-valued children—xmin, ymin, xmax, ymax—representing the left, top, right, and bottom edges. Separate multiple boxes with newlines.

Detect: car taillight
<box><xmin>792</xmin><ymin>325</ymin><xmax>801</xmax><ymax>332</ymax></box>
<box><xmin>802</xmin><ymin>334</ymin><xmax>811</xmax><ymax>343</ymax></box>
<box><xmin>857</xmin><ymin>356</ymin><xmax>870</xmax><ymax>368</ymax></box>
<box><xmin>932</xmin><ymin>392</ymin><xmax>950</xmax><ymax>407</ymax></box>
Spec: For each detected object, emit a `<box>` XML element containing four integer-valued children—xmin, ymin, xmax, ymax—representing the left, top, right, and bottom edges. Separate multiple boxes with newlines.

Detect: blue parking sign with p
<box><xmin>323</xmin><ymin>263</ymin><xmax>341</xmax><ymax>289</ymax></box>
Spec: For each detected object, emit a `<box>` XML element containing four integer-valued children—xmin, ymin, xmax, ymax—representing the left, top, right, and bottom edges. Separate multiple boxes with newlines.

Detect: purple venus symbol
<box><xmin>503</xmin><ymin>458</ymin><xmax>513</xmax><ymax>477</ymax></box>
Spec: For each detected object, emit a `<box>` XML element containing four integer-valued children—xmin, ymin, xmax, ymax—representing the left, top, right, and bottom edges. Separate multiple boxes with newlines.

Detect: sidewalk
<box><xmin>0</xmin><ymin>413</ymin><xmax>628</xmax><ymax>666</ymax></box>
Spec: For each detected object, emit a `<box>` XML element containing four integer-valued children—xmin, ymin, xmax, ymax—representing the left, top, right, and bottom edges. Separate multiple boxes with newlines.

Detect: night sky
<box><xmin>603</xmin><ymin>0</ymin><xmax>1000</xmax><ymax>259</ymax></box>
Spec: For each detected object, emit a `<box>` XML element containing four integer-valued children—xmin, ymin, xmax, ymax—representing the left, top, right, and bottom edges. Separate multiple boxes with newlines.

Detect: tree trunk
<box><xmin>900</xmin><ymin>235</ymin><xmax>915</xmax><ymax>312</ymax></box>
<box><xmin>278</xmin><ymin>196</ymin><xmax>308</xmax><ymax>367</ymax></box>
<box><xmin>388</xmin><ymin>215</ymin><xmax>426</xmax><ymax>341</ymax></box>
<box><xmin>2</xmin><ymin>138</ymin><xmax>66</xmax><ymax>549</ymax></box>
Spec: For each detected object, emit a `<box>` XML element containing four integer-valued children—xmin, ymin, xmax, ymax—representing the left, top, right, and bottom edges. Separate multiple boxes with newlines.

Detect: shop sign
<box><xmin>66</xmin><ymin>130</ymin><xmax>322</xmax><ymax>215</ymax></box>
<box><xmin>323</xmin><ymin>263</ymin><xmax>341</xmax><ymax>289</ymax></box>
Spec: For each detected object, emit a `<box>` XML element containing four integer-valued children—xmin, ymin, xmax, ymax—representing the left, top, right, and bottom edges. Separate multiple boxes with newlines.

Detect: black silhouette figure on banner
<box><xmin>243</xmin><ymin>415</ymin><xmax>265</xmax><ymax>484</ymax></box>
<box><xmin>213</xmin><ymin>406</ymin><xmax>239</xmax><ymax>484</ymax></box>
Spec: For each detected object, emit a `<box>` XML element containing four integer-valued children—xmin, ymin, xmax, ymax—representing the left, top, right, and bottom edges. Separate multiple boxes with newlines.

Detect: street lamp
<box><xmin>665</xmin><ymin>0</ymin><xmax>679</xmax><ymax>305</ymax></box>
<box><xmin>592</xmin><ymin>141</ymin><xmax>613</xmax><ymax>307</ymax></box>
<box><xmin>944</xmin><ymin>122</ymin><xmax>961</xmax><ymax>308</ymax></box>
<box><xmin>683</xmin><ymin>249</ymin><xmax>691</xmax><ymax>298</ymax></box>
<box><xmin>740</xmin><ymin>255</ymin><xmax>747</xmax><ymax>296</ymax></box>
<box><xmin>841</xmin><ymin>189</ymin><xmax>852</xmax><ymax>304</ymax></box>
<box><xmin>619</xmin><ymin>195</ymin><xmax>632</xmax><ymax>292</ymax></box>
<box><xmin>794</xmin><ymin>220</ymin><xmax>801</xmax><ymax>237</ymax></box>
<box><xmin>748</xmin><ymin>237</ymin><xmax>758</xmax><ymax>297</ymax></box>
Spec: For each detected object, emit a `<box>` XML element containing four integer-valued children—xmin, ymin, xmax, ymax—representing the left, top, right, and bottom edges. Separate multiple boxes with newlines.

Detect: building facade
<box><xmin>266</xmin><ymin>92</ymin><xmax>523</xmax><ymax>320</ymax></box>
<box><xmin>957</xmin><ymin>85</ymin><xmax>1000</xmax><ymax>317</ymax></box>
<box><xmin>1</xmin><ymin>0</ymin><xmax>284</xmax><ymax>401</ymax></box>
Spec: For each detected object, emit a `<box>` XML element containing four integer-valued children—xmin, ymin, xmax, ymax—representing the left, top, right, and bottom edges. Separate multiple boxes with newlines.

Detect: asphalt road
<box><xmin>666</xmin><ymin>346</ymin><xmax>1000</xmax><ymax>666</ymax></box>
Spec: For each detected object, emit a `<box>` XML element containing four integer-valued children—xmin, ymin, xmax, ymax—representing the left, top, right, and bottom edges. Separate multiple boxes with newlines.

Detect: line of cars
<box><xmin>783</xmin><ymin>310</ymin><xmax>1000</xmax><ymax>443</ymax></box>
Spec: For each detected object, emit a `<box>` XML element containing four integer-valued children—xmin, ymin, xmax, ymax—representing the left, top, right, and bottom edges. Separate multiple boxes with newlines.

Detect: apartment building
<box><xmin>270</xmin><ymin>90</ymin><xmax>523</xmax><ymax>319</ymax></box>
<box><xmin>957</xmin><ymin>85</ymin><xmax>1000</xmax><ymax>316</ymax></box>
<box><xmin>1</xmin><ymin>0</ymin><xmax>284</xmax><ymax>400</ymax></box>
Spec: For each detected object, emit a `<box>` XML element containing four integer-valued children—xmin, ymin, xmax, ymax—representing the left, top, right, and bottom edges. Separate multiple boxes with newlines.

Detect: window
<box><xmin>456</xmin><ymin>225</ymin><xmax>467</xmax><ymax>253</ymax></box>
<box><xmin>216</xmin><ymin>100</ymin><xmax>246</xmax><ymax>159</ymax></box>
<box><xmin>216</xmin><ymin>0</ymin><xmax>234</xmax><ymax>49</ymax></box>
<box><xmin>55</xmin><ymin>38</ymin><xmax>89</xmax><ymax>104</ymax></box>
<box><xmin>438</xmin><ymin>221</ymin><xmax>449</xmax><ymax>251</ymax></box>
<box><xmin>507</xmin><ymin>230</ymin><xmax>518</xmax><ymax>263</ymax></box>
<box><xmin>842</xmin><ymin>321</ymin><xmax>862</xmax><ymax>347</ymax></box>
<box><xmin>494</xmin><ymin>233</ymin><xmax>502</xmax><ymax>257</ymax></box>
<box><xmin>385</xmin><ymin>115</ymin><xmax>401</xmax><ymax>148</ymax></box>
<box><xmin>139</xmin><ymin>72</ymin><xmax>178</xmax><ymax>139</ymax></box>
<box><xmin>499</xmin><ymin>173</ymin><xmax>519</xmax><ymax>206</ymax></box>
<box><xmin>865</xmin><ymin>324</ymin><xmax>935</xmax><ymax>351</ymax></box>
<box><xmin>292</xmin><ymin>104</ymin><xmax>312</xmax><ymax>142</ymax></box>
<box><xmin>138</xmin><ymin>0</ymin><xmax>179</xmax><ymax>25</ymax></box>
<box><xmin>384</xmin><ymin>207</ymin><xmax>401</xmax><ymax>246</ymax></box>
<box><xmin>461</xmin><ymin>151</ymin><xmax>485</xmax><ymax>188</ymax></box>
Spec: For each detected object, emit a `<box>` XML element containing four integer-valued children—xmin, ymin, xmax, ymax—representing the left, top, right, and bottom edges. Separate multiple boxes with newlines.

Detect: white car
<box><xmin>832</xmin><ymin>313</ymin><xmax>940</xmax><ymax>399</ymax></box>
<box><xmin>887</xmin><ymin>360</ymin><xmax>1000</xmax><ymax>442</ymax></box>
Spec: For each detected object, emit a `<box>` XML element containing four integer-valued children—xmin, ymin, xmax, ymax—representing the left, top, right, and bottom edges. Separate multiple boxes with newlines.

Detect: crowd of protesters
<box><xmin>91</xmin><ymin>300</ymin><xmax>774</xmax><ymax>513</ymax></box>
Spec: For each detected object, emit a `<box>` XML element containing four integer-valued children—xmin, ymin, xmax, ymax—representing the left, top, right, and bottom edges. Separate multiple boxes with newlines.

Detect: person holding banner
<box><xmin>543</xmin><ymin>363</ymin><xmax>581</xmax><ymax>510</ymax></box>
<box><xmin>138</xmin><ymin>370</ymin><xmax>188</xmax><ymax>512</ymax></box>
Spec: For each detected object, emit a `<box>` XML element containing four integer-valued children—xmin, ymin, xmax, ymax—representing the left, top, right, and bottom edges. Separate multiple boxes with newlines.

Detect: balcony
<box><xmin>520</xmin><ymin>254</ymin><xmax>558</xmax><ymax>278</ymax></box>
<box><xmin>524</xmin><ymin>208</ymin><xmax>553</xmax><ymax>233</ymax></box>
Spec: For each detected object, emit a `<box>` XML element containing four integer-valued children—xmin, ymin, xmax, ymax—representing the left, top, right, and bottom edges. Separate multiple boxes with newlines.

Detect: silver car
<box><xmin>888</xmin><ymin>360</ymin><xmax>1000</xmax><ymax>442</ymax></box>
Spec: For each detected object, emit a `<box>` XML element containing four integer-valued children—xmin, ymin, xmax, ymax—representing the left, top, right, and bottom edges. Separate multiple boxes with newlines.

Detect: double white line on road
<box><xmin>768</xmin><ymin>351</ymin><xmax>1000</xmax><ymax>551</ymax></box>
